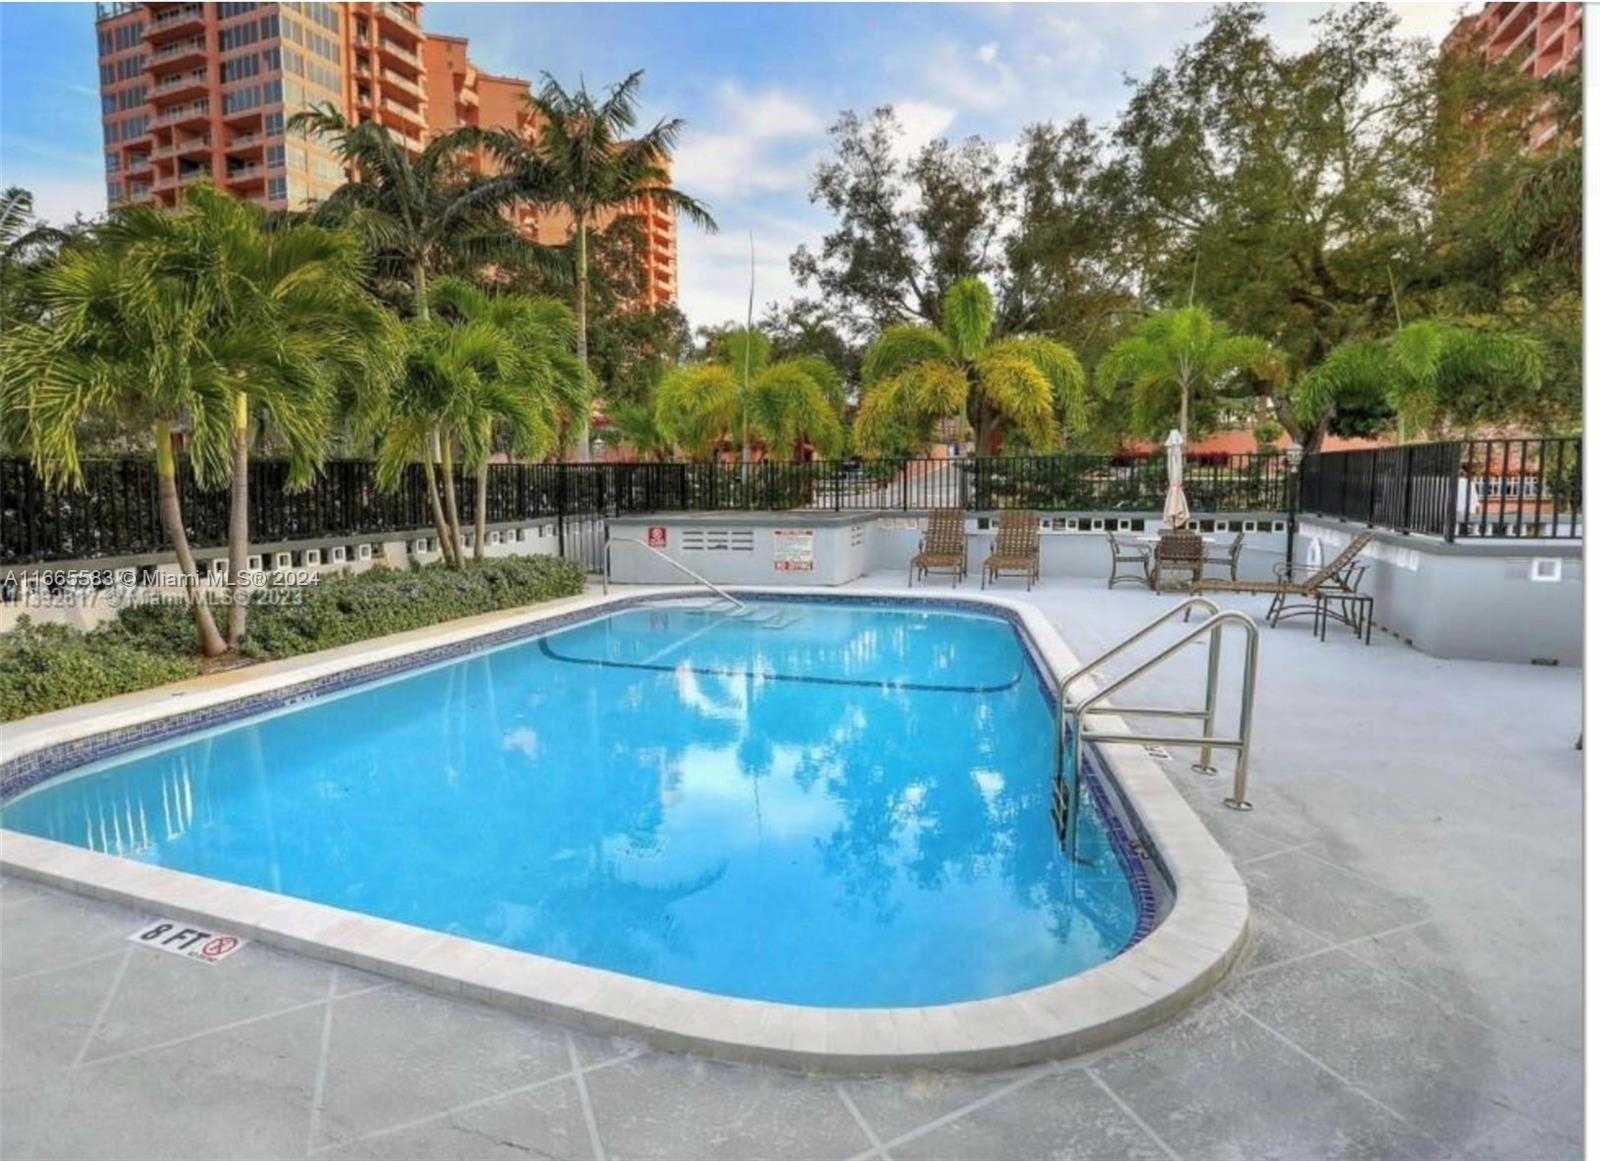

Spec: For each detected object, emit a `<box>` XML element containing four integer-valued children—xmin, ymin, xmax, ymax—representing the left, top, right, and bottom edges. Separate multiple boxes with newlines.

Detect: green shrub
<box><xmin>1</xmin><ymin>554</ymin><xmax>587</xmax><ymax>721</ymax></box>
<box><xmin>0</xmin><ymin>617</ymin><xmax>201</xmax><ymax>722</ymax></box>
<box><xmin>236</xmin><ymin>554</ymin><xmax>586</xmax><ymax>659</ymax></box>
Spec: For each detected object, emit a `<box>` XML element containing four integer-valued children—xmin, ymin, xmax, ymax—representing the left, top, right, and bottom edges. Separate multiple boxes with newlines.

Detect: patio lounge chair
<box><xmin>1151</xmin><ymin>530</ymin><xmax>1205</xmax><ymax>592</ymax></box>
<box><xmin>1195</xmin><ymin>530</ymin><xmax>1375</xmax><ymax>635</ymax></box>
<box><xmin>1202</xmin><ymin>532</ymin><xmax>1246</xmax><ymax>582</ymax></box>
<box><xmin>909</xmin><ymin>507</ymin><xmax>968</xmax><ymax>587</ymax></box>
<box><xmin>982</xmin><ymin>510</ymin><xmax>1041</xmax><ymax>590</ymax></box>
<box><xmin>1105</xmin><ymin>531</ymin><xmax>1151</xmax><ymax>589</ymax></box>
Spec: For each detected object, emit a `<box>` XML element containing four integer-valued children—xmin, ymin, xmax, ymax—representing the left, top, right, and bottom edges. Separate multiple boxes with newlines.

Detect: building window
<box><xmin>267</xmin><ymin>175</ymin><xmax>287</xmax><ymax>200</ymax></box>
<box><xmin>105</xmin><ymin>152</ymin><xmax>121</xmax><ymax>173</ymax></box>
<box><xmin>220</xmin><ymin>53</ymin><xmax>260</xmax><ymax>83</ymax></box>
<box><xmin>265</xmin><ymin>143</ymin><xmax>285</xmax><ymax>167</ymax></box>
<box><xmin>264</xmin><ymin>110</ymin><xmax>284</xmax><ymax>135</ymax></box>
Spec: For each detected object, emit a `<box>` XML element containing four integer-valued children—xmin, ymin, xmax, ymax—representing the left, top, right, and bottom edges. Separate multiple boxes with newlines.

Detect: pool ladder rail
<box><xmin>1053</xmin><ymin>597</ymin><xmax>1260</xmax><ymax>863</ymax></box>
<box><xmin>601</xmin><ymin>536</ymin><xmax>801</xmax><ymax>628</ymax></box>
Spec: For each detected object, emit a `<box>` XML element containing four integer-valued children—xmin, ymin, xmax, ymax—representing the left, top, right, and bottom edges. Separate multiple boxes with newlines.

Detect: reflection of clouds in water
<box><xmin>973</xmin><ymin>769</ymin><xmax>1004</xmax><ymax>814</ymax></box>
<box><xmin>501</xmin><ymin>727</ymin><xmax>539</xmax><ymax>760</ymax></box>
<box><xmin>673</xmin><ymin>663</ymin><xmax>749</xmax><ymax>722</ymax></box>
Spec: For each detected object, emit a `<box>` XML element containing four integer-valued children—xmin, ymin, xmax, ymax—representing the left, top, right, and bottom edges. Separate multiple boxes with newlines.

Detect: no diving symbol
<box><xmin>201</xmin><ymin>936</ymin><xmax>238</xmax><ymax>960</ymax></box>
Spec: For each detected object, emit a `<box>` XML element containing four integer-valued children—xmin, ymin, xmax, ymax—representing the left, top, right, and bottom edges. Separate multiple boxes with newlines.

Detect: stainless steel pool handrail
<box><xmin>1055</xmin><ymin>609</ymin><xmax>1260</xmax><ymax>862</ymax></box>
<box><xmin>1056</xmin><ymin>597</ymin><xmax>1220</xmax><ymax>708</ymax></box>
<box><xmin>602</xmin><ymin>535</ymin><xmax>747</xmax><ymax>611</ymax></box>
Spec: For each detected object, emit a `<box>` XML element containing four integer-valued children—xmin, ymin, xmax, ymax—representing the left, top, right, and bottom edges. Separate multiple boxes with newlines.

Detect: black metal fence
<box><xmin>1297</xmin><ymin>437</ymin><xmax>1582</xmax><ymax>540</ymax></box>
<box><xmin>2</xmin><ymin>441</ymin><xmax>1578</xmax><ymax>564</ymax></box>
<box><xmin>1</xmin><ymin>452</ymin><xmax>1295</xmax><ymax>565</ymax></box>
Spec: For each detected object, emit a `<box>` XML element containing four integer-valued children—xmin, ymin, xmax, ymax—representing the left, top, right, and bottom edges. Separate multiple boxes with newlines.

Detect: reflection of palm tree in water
<box><xmin>445</xmin><ymin>654</ymin><xmax>730</xmax><ymax>976</ymax></box>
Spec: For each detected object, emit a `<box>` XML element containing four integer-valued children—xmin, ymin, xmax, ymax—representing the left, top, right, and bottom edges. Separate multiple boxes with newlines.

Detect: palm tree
<box><xmin>1293</xmin><ymin>319</ymin><xmax>1544</xmax><ymax>442</ymax></box>
<box><xmin>654</xmin><ymin>329</ymin><xmax>844</xmax><ymax>461</ymax></box>
<box><xmin>1</xmin><ymin>188</ymin><xmax>402</xmax><ymax>655</ymax></box>
<box><xmin>0</xmin><ymin>187</ymin><xmax>71</xmax><ymax>328</ymax></box>
<box><xmin>187</xmin><ymin>188</ymin><xmax>402</xmax><ymax>644</ymax></box>
<box><xmin>428</xmin><ymin>277</ymin><xmax>589</xmax><ymax>557</ymax></box>
<box><xmin>480</xmin><ymin>71</ymin><xmax>717</xmax><ymax>456</ymax></box>
<box><xmin>2</xmin><ymin>211</ymin><xmax>234</xmax><ymax>655</ymax></box>
<box><xmin>853</xmin><ymin>277</ymin><xmax>1086</xmax><ymax>455</ymax></box>
<box><xmin>290</xmin><ymin>104</ymin><xmax>556</xmax><ymax>554</ymax></box>
<box><xmin>1095</xmin><ymin>305</ymin><xmax>1278</xmax><ymax>442</ymax></box>
<box><xmin>596</xmin><ymin>401</ymin><xmax>674</xmax><ymax>462</ymax></box>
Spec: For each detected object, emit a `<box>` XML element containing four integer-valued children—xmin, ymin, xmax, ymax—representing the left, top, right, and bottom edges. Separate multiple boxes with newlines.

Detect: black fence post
<box><xmin>1442</xmin><ymin>441</ymin><xmax>1461</xmax><ymax>543</ymax></box>
<box><xmin>555</xmin><ymin>462</ymin><xmax>568</xmax><ymax>558</ymax></box>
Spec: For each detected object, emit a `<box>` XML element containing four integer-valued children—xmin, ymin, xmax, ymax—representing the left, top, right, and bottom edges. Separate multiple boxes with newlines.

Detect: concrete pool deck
<box><xmin>0</xmin><ymin>571</ymin><xmax>1582</xmax><ymax>1159</ymax></box>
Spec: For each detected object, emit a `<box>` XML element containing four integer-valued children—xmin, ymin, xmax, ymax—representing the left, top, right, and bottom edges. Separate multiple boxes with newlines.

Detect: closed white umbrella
<box><xmin>1163</xmin><ymin>428</ymin><xmax>1190</xmax><ymax>530</ymax></box>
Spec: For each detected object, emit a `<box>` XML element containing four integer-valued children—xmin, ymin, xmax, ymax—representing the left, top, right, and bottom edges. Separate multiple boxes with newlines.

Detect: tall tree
<box><xmin>790</xmin><ymin>107</ymin><xmax>1010</xmax><ymax>341</ymax></box>
<box><xmin>1105</xmin><ymin>4</ymin><xmax>1440</xmax><ymax>448</ymax></box>
<box><xmin>0</xmin><ymin>193</ymin><xmax>395</xmax><ymax>656</ymax></box>
<box><xmin>853</xmin><ymin>277</ymin><xmax>1086</xmax><ymax>455</ymax></box>
<box><xmin>289</xmin><ymin>103</ymin><xmax>547</xmax><ymax>553</ymax></box>
<box><xmin>427</xmin><ymin>278</ymin><xmax>589</xmax><ymax>557</ymax></box>
<box><xmin>481</xmin><ymin>71</ymin><xmax>716</xmax><ymax>456</ymax></box>
<box><xmin>1095</xmin><ymin>305</ymin><xmax>1279</xmax><ymax>441</ymax></box>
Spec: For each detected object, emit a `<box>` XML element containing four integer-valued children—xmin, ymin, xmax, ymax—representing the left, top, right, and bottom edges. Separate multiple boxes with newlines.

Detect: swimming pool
<box><xmin>1</xmin><ymin>598</ymin><xmax>1155</xmax><ymax>1007</ymax></box>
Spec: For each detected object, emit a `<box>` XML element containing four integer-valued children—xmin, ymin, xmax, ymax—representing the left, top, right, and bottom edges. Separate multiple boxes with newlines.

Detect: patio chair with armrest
<box><xmin>1105</xmin><ymin>531</ymin><xmax>1151</xmax><ymax>589</ymax></box>
<box><xmin>1202</xmin><ymin>532</ymin><xmax>1246</xmax><ymax>582</ymax></box>
<box><xmin>909</xmin><ymin>507</ymin><xmax>968</xmax><ymax>587</ymax></box>
<box><xmin>982</xmin><ymin>510</ymin><xmax>1041</xmax><ymax>590</ymax></box>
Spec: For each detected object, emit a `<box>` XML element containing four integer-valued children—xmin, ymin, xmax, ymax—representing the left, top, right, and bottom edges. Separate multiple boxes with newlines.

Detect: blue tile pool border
<box><xmin>0</xmin><ymin>589</ymin><xmax>1167</xmax><ymax>951</ymax></box>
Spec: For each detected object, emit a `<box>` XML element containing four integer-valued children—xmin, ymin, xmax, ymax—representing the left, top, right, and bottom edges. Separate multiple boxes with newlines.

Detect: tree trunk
<box><xmin>572</xmin><ymin>218</ymin><xmax>590</xmax><ymax>461</ymax></box>
<box><xmin>439</xmin><ymin>434</ymin><xmax>463</xmax><ymax>563</ymax></box>
<box><xmin>473</xmin><ymin>458</ymin><xmax>488</xmax><ymax>562</ymax></box>
<box><xmin>226</xmin><ymin>392</ymin><xmax>250</xmax><ymax>647</ymax></box>
<box><xmin>420</xmin><ymin>440</ymin><xmax>457</xmax><ymax>568</ymax></box>
<box><xmin>154</xmin><ymin>420</ymin><xmax>228</xmax><ymax>658</ymax></box>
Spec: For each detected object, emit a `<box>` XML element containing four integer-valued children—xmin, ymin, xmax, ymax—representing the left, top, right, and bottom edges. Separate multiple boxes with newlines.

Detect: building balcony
<box><xmin>152</xmin><ymin>69</ymin><xmax>208</xmax><ymax>101</ymax></box>
<box><xmin>377</xmin><ymin>39</ymin><xmax>420</xmax><ymax>69</ymax></box>
<box><xmin>456</xmin><ymin>84</ymin><xmax>479</xmax><ymax>108</ymax></box>
<box><xmin>226</xmin><ymin>163</ymin><xmax>265</xmax><ymax>185</ymax></box>
<box><xmin>150</xmin><ymin>38</ymin><xmax>207</xmax><ymax>70</ymax></box>
<box><xmin>156</xmin><ymin>101</ymin><xmax>210</xmax><ymax>128</ymax></box>
<box><xmin>381</xmin><ymin>98</ymin><xmax>424</xmax><ymax>128</ymax></box>
<box><xmin>221</xmin><ymin>104</ymin><xmax>264</xmax><ymax>126</ymax></box>
<box><xmin>380</xmin><ymin>68</ymin><xmax>422</xmax><ymax>98</ymax></box>
<box><xmin>144</xmin><ymin>5</ymin><xmax>205</xmax><ymax>42</ymax></box>
<box><xmin>228</xmin><ymin>131</ymin><xmax>263</xmax><ymax>153</ymax></box>
<box><xmin>123</xmin><ymin>152</ymin><xmax>154</xmax><ymax>175</ymax></box>
<box><xmin>378</xmin><ymin>2</ymin><xmax>420</xmax><ymax>30</ymax></box>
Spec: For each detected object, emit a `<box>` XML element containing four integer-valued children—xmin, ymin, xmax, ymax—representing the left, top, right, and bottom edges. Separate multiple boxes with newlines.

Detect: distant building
<box><xmin>93</xmin><ymin>2</ymin><xmax>676</xmax><ymax>305</ymax></box>
<box><xmin>1445</xmin><ymin>2</ymin><xmax>1582</xmax><ymax>149</ymax></box>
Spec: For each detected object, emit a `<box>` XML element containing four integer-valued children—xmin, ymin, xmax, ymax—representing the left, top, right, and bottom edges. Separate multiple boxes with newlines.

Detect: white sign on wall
<box><xmin>773</xmin><ymin>529</ymin><xmax>815</xmax><ymax>572</ymax></box>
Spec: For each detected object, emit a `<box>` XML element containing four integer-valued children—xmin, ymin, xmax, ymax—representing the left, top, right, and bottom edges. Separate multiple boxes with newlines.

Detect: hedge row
<box><xmin>0</xmin><ymin>555</ymin><xmax>587</xmax><ymax>722</ymax></box>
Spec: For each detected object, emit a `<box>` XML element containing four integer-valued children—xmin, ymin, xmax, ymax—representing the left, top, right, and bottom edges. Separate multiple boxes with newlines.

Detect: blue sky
<box><xmin>0</xmin><ymin>2</ymin><xmax>1461</xmax><ymax>329</ymax></box>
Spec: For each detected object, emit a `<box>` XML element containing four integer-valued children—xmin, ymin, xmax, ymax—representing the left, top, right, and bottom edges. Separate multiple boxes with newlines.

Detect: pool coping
<box><xmin>0</xmin><ymin>585</ymin><xmax>1248</xmax><ymax>1073</ymax></box>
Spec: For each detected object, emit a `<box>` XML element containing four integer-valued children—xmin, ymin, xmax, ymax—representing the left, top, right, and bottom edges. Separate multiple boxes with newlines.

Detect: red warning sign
<box><xmin>646</xmin><ymin>525</ymin><xmax>668</xmax><ymax>548</ymax></box>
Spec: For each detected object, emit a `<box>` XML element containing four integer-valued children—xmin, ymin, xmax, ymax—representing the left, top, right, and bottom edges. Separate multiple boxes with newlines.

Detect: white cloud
<box><xmin>919</xmin><ymin>39</ymin><xmax>1022</xmax><ymax>113</ymax></box>
<box><xmin>887</xmin><ymin>99</ymin><xmax>957</xmax><ymax>163</ymax></box>
<box><xmin>677</xmin><ymin>215</ymin><xmax>814</xmax><ymax>330</ymax></box>
<box><xmin>672</xmin><ymin>81</ymin><xmax>826</xmax><ymax>200</ymax></box>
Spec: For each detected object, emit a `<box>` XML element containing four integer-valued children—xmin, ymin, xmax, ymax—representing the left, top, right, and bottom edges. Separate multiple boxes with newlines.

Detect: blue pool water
<box><xmin>1</xmin><ymin>600</ymin><xmax>1147</xmax><ymax>1006</ymax></box>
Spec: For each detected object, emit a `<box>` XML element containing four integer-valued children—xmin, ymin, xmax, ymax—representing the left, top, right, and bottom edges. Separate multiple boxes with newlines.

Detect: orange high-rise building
<box><xmin>95</xmin><ymin>2</ymin><xmax>678</xmax><ymax>305</ymax></box>
<box><xmin>1446</xmin><ymin>3</ymin><xmax>1582</xmax><ymax>148</ymax></box>
<box><xmin>420</xmin><ymin>35</ymin><xmax>678</xmax><ymax>307</ymax></box>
